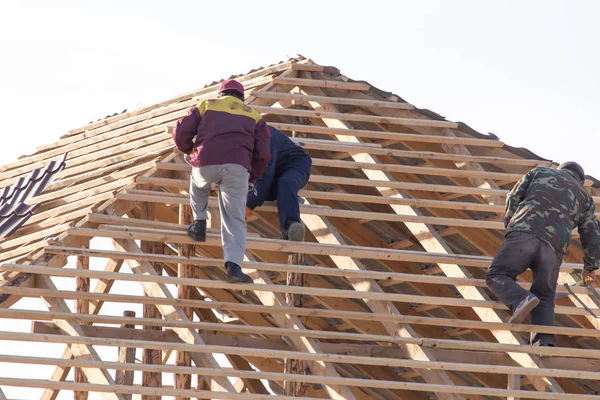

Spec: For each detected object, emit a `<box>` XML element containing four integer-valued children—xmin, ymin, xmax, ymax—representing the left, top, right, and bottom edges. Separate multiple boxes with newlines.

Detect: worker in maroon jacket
<box><xmin>172</xmin><ymin>79</ymin><xmax>271</xmax><ymax>283</ymax></box>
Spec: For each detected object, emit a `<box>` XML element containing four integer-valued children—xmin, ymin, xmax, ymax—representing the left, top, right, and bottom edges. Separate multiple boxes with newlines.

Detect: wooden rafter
<box><xmin>1</xmin><ymin>58</ymin><xmax>599</xmax><ymax>400</ymax></box>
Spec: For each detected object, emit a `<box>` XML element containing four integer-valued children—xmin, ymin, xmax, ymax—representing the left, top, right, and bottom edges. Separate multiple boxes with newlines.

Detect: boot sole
<box><xmin>228</xmin><ymin>276</ymin><xmax>253</xmax><ymax>284</ymax></box>
<box><xmin>286</xmin><ymin>223</ymin><xmax>305</xmax><ymax>242</ymax></box>
<box><xmin>509</xmin><ymin>296</ymin><xmax>540</xmax><ymax>324</ymax></box>
<box><xmin>187</xmin><ymin>232</ymin><xmax>206</xmax><ymax>242</ymax></box>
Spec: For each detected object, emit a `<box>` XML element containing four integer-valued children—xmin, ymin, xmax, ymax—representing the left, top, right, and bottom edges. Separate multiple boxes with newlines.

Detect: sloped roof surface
<box><xmin>0</xmin><ymin>57</ymin><xmax>599</xmax><ymax>400</ymax></box>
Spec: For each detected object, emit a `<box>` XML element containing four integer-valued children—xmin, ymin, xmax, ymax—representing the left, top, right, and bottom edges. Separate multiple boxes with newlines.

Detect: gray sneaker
<box><xmin>509</xmin><ymin>294</ymin><xmax>540</xmax><ymax>324</ymax></box>
<box><xmin>283</xmin><ymin>221</ymin><xmax>304</xmax><ymax>242</ymax></box>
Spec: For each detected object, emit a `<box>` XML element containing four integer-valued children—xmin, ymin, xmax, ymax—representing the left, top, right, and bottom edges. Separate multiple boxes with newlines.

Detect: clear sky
<box><xmin>1</xmin><ymin>0</ymin><xmax>600</xmax><ymax>398</ymax></box>
<box><xmin>1</xmin><ymin>0</ymin><xmax>599</xmax><ymax>177</ymax></box>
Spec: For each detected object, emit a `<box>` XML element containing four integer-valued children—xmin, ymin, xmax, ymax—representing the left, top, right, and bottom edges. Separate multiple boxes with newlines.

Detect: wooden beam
<box><xmin>291</xmin><ymin>63</ymin><xmax>326</xmax><ymax>72</ymax></box>
<box><xmin>247</xmin><ymin>252</ymin><xmax>360</xmax><ymax>400</ymax></box>
<box><xmin>298</xmin><ymin>209</ymin><xmax>463</xmax><ymax>400</ymax></box>
<box><xmin>5</xmin><ymin>331</ymin><xmax>600</xmax><ymax>382</ymax></box>
<box><xmin>118</xmin><ymin>188</ymin><xmax>505</xmax><ymax>229</ymax></box>
<box><xmin>252</xmin><ymin>91</ymin><xmax>414</xmax><ymax>110</ymax></box>
<box><xmin>36</xmin><ymin>321</ymin><xmax>598</xmax><ymax>374</ymax></box>
<box><xmin>36</xmin><ymin>275</ymin><xmax>125</xmax><ymax>400</ymax></box>
<box><xmin>310</xmin><ymin>158</ymin><xmax>520</xmax><ymax>182</ymax></box>
<box><xmin>111</xmin><ymin>238</ymin><xmax>236</xmax><ymax>393</ymax></box>
<box><xmin>271</xmin><ymin>122</ymin><xmax>504</xmax><ymax>147</ymax></box>
<box><xmin>75</xmin><ymin>248</ymin><xmax>90</xmax><ymax>400</ymax></box>
<box><xmin>299</xmin><ymin>81</ymin><xmax>564</xmax><ymax>393</ymax></box>
<box><xmin>124</xmin><ymin>186</ymin><xmax>506</xmax><ymax>215</ymax></box>
<box><xmin>176</xmin><ymin>204</ymin><xmax>194</xmax><ymax>398</ymax></box>
<box><xmin>65</xmin><ymin>226</ymin><xmax>590</xmax><ymax>275</ymax></box>
<box><xmin>39</xmin><ymin>256</ymin><xmax>123</xmax><ymax>400</ymax></box>
<box><xmin>274</xmin><ymin>77</ymin><xmax>370</xmax><ymax>91</ymax></box>
<box><xmin>256</xmin><ymin>105</ymin><xmax>458</xmax><ymax>128</ymax></box>
<box><xmin>508</xmin><ymin>374</ymin><xmax>521</xmax><ymax>400</ymax></box>
<box><xmin>115</xmin><ymin>310</ymin><xmax>136</xmax><ymax>400</ymax></box>
<box><xmin>438</xmin><ymin>127</ymin><xmax>505</xmax><ymax>205</ymax></box>
<box><xmin>139</xmin><ymin>202</ymin><xmax>163</xmax><ymax>399</ymax></box>
<box><xmin>40</xmin><ymin>242</ymin><xmax>593</xmax><ymax>290</ymax></box>
<box><xmin>284</xmin><ymin>122</ymin><xmax>310</xmax><ymax>395</ymax></box>
<box><xmin>1</xmin><ymin>374</ymin><xmax>598</xmax><ymax>400</ymax></box>
<box><xmin>8</xmin><ymin>287</ymin><xmax>599</xmax><ymax>339</ymax></box>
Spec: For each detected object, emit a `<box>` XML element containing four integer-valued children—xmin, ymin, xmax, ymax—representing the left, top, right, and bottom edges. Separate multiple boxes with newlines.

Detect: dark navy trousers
<box><xmin>486</xmin><ymin>231</ymin><xmax>562</xmax><ymax>345</ymax></box>
<box><xmin>247</xmin><ymin>166</ymin><xmax>310</xmax><ymax>231</ymax></box>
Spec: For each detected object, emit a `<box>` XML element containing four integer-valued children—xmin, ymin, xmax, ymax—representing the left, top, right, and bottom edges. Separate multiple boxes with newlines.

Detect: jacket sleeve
<box><xmin>578</xmin><ymin>202</ymin><xmax>600</xmax><ymax>271</ymax></box>
<box><xmin>249</xmin><ymin>119</ymin><xmax>271</xmax><ymax>183</ymax></box>
<box><xmin>172</xmin><ymin>106</ymin><xmax>201</xmax><ymax>155</ymax></box>
<box><xmin>504</xmin><ymin>169</ymin><xmax>534</xmax><ymax>227</ymax></box>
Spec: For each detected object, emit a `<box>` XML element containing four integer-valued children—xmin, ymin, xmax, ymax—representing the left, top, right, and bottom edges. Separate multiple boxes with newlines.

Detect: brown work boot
<box><xmin>509</xmin><ymin>293</ymin><xmax>539</xmax><ymax>324</ymax></box>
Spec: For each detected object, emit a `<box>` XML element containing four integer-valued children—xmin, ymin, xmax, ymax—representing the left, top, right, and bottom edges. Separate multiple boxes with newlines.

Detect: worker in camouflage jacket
<box><xmin>486</xmin><ymin>161</ymin><xmax>600</xmax><ymax>347</ymax></box>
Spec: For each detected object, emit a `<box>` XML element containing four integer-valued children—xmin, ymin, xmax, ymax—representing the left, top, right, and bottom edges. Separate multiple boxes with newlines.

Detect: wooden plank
<box><xmin>140</xmin><ymin>203</ymin><xmax>162</xmax><ymax>400</ymax></box>
<box><xmin>176</xmin><ymin>204</ymin><xmax>194</xmax><ymax>398</ymax></box>
<box><xmin>125</xmin><ymin>186</ymin><xmax>504</xmax><ymax>214</ymax></box>
<box><xmin>117</xmin><ymin>189</ymin><xmax>504</xmax><ymax>230</ymax></box>
<box><xmin>75</xmin><ymin>248</ymin><xmax>90</xmax><ymax>400</ymax></box>
<box><xmin>438</xmin><ymin>127</ymin><xmax>505</xmax><ymax>205</ymax></box>
<box><xmin>271</xmin><ymin>122</ymin><xmax>504</xmax><ymax>147</ymax></box>
<box><xmin>291</xmin><ymin>63</ymin><xmax>326</xmax><ymax>72</ymax></box>
<box><xmin>274</xmin><ymin>77</ymin><xmax>370</xmax><ymax>91</ymax></box>
<box><xmin>254</xmin><ymin>105</ymin><xmax>458</xmax><ymax>128</ymax></box>
<box><xmin>310</xmin><ymin>158</ymin><xmax>521</xmax><ymax>181</ymax></box>
<box><xmin>156</xmin><ymin>158</ymin><xmax>521</xmax><ymax>185</ymax></box>
<box><xmin>135</xmin><ymin>169</ymin><xmax>525</xmax><ymax>198</ymax></box>
<box><xmin>294</xmin><ymin>136</ymin><xmax>549</xmax><ymax>167</ymax></box>
<box><xmin>4</xmin><ymin>331</ymin><xmax>600</xmax><ymax>382</ymax></box>
<box><xmin>63</xmin><ymin>225</ymin><xmax>586</xmax><ymax>271</ymax></box>
<box><xmin>300</xmin><ymin>84</ymin><xmax>563</xmax><ymax>393</ymax></box>
<box><xmin>39</xmin><ymin>347</ymin><xmax>72</xmax><ymax>400</ymax></box>
<box><xmin>35</xmin><ymin>275</ymin><xmax>125</xmax><ymax>400</ymax></box>
<box><xmin>5</xmin><ymin>302</ymin><xmax>600</xmax><ymax>364</ymax></box>
<box><xmin>252</xmin><ymin>91</ymin><xmax>414</xmax><ymax>109</ymax></box>
<box><xmin>39</xmin><ymin>257</ymin><xmax>123</xmax><ymax>400</ymax></box>
<box><xmin>284</xmin><ymin>252</ymin><xmax>309</xmax><ymax>396</ymax></box>
<box><xmin>247</xmin><ymin>252</ymin><xmax>360</xmax><ymax>400</ymax></box>
<box><xmin>6</xmin><ymin>287</ymin><xmax>599</xmax><ymax>339</ymax></box>
<box><xmin>508</xmin><ymin>374</ymin><xmax>521</xmax><ymax>400</ymax></box>
<box><xmin>46</xmin><ymin>322</ymin><xmax>596</xmax><ymax>374</ymax></box>
<box><xmin>2</xmin><ymin>375</ymin><xmax>599</xmax><ymax>400</ymax></box>
<box><xmin>115</xmin><ymin>310</ymin><xmax>136</xmax><ymax>400</ymax></box>
<box><xmin>111</xmin><ymin>238</ymin><xmax>236</xmax><ymax>393</ymax></box>
<box><xmin>298</xmin><ymin>209</ymin><xmax>463</xmax><ymax>400</ymax></box>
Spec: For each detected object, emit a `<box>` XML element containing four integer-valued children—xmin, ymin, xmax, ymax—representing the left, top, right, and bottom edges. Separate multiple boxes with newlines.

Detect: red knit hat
<box><xmin>218</xmin><ymin>79</ymin><xmax>244</xmax><ymax>96</ymax></box>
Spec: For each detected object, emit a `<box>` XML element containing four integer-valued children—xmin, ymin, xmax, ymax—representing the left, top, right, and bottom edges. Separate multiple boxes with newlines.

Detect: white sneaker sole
<box><xmin>509</xmin><ymin>295</ymin><xmax>540</xmax><ymax>324</ymax></box>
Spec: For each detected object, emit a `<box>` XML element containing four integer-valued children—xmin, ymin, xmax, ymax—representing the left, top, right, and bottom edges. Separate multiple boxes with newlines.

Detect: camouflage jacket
<box><xmin>505</xmin><ymin>166</ymin><xmax>600</xmax><ymax>271</ymax></box>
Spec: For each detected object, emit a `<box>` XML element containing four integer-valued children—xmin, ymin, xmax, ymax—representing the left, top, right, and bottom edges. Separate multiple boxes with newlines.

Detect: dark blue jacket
<box><xmin>262</xmin><ymin>126</ymin><xmax>312</xmax><ymax>179</ymax></box>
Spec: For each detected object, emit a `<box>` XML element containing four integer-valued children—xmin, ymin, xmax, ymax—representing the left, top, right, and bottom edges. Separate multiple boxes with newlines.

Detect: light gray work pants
<box><xmin>189</xmin><ymin>164</ymin><xmax>248</xmax><ymax>266</ymax></box>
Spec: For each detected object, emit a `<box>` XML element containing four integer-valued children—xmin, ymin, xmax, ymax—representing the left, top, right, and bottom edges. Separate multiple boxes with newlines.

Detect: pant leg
<box><xmin>486</xmin><ymin>231</ymin><xmax>540</xmax><ymax>312</ymax></box>
<box><xmin>246</xmin><ymin>174</ymin><xmax>275</xmax><ymax>210</ymax></box>
<box><xmin>274</xmin><ymin>167</ymin><xmax>310</xmax><ymax>231</ymax></box>
<box><xmin>216</xmin><ymin>164</ymin><xmax>249</xmax><ymax>266</ymax></box>
<box><xmin>529</xmin><ymin>239</ymin><xmax>562</xmax><ymax>345</ymax></box>
<box><xmin>189</xmin><ymin>165</ymin><xmax>219</xmax><ymax>221</ymax></box>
